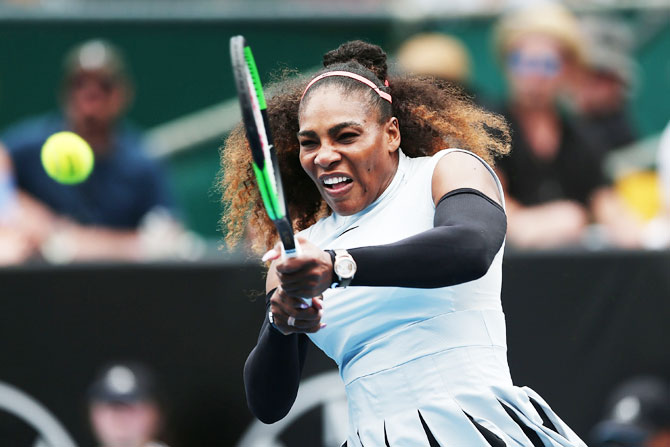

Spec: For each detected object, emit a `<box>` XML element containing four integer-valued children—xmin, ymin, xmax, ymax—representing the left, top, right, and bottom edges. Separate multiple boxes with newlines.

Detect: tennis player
<box><xmin>222</xmin><ymin>41</ymin><xmax>586</xmax><ymax>447</ymax></box>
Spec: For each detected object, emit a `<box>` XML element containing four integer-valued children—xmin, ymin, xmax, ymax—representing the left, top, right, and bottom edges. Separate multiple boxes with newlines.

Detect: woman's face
<box><xmin>505</xmin><ymin>35</ymin><xmax>567</xmax><ymax>109</ymax></box>
<box><xmin>298</xmin><ymin>87</ymin><xmax>400</xmax><ymax>216</ymax></box>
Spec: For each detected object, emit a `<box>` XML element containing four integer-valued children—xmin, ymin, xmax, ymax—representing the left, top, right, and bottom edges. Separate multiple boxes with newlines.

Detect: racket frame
<box><xmin>230</xmin><ymin>35</ymin><xmax>298</xmax><ymax>257</ymax></box>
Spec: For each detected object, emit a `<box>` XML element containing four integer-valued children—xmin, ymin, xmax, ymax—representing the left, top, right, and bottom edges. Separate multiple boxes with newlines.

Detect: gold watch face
<box><xmin>335</xmin><ymin>258</ymin><xmax>356</xmax><ymax>278</ymax></box>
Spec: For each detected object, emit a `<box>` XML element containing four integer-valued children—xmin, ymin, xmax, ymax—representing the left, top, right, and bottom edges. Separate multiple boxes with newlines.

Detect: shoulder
<box><xmin>431</xmin><ymin>149</ymin><xmax>502</xmax><ymax>206</ymax></box>
<box><xmin>114</xmin><ymin>122</ymin><xmax>153</xmax><ymax>161</ymax></box>
<box><xmin>112</xmin><ymin>126</ymin><xmax>165</xmax><ymax>176</ymax></box>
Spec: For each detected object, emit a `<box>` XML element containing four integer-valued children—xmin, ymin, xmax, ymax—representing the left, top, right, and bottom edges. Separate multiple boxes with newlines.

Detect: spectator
<box><xmin>0</xmin><ymin>39</ymin><xmax>183</xmax><ymax>262</ymax></box>
<box><xmin>0</xmin><ymin>146</ymin><xmax>30</xmax><ymax>264</ymax></box>
<box><xmin>396</xmin><ymin>32</ymin><xmax>472</xmax><ymax>90</ymax></box>
<box><xmin>493</xmin><ymin>3</ymin><xmax>642</xmax><ymax>249</ymax></box>
<box><xmin>571</xmin><ymin>16</ymin><xmax>638</xmax><ymax>158</ymax></box>
<box><xmin>88</xmin><ymin>362</ymin><xmax>169</xmax><ymax>447</ymax></box>
<box><xmin>0</xmin><ymin>145</ymin><xmax>57</xmax><ymax>264</ymax></box>
<box><xmin>590</xmin><ymin>376</ymin><xmax>670</xmax><ymax>447</ymax></box>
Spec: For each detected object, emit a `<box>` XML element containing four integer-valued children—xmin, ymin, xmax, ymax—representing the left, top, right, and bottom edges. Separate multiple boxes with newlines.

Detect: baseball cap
<box><xmin>63</xmin><ymin>39</ymin><xmax>130</xmax><ymax>85</ymax></box>
<box><xmin>579</xmin><ymin>16</ymin><xmax>637</xmax><ymax>86</ymax></box>
<box><xmin>591</xmin><ymin>376</ymin><xmax>670</xmax><ymax>446</ymax></box>
<box><xmin>88</xmin><ymin>362</ymin><xmax>157</xmax><ymax>404</ymax></box>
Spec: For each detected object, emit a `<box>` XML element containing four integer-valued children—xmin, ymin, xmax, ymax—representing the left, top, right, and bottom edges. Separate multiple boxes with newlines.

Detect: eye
<box><xmin>299</xmin><ymin>138</ymin><xmax>318</xmax><ymax>149</ymax></box>
<box><xmin>338</xmin><ymin>132</ymin><xmax>359</xmax><ymax>143</ymax></box>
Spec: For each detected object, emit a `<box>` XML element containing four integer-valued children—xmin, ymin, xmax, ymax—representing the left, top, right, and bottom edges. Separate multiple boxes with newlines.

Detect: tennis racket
<box><xmin>230</xmin><ymin>36</ymin><xmax>312</xmax><ymax>306</ymax></box>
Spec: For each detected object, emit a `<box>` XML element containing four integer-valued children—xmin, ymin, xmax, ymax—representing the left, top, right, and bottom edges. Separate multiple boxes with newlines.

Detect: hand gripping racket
<box><xmin>230</xmin><ymin>36</ymin><xmax>312</xmax><ymax>306</ymax></box>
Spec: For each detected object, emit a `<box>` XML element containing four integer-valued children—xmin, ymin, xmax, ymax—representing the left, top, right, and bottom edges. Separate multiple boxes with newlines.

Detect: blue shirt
<box><xmin>2</xmin><ymin>113</ymin><xmax>174</xmax><ymax>229</ymax></box>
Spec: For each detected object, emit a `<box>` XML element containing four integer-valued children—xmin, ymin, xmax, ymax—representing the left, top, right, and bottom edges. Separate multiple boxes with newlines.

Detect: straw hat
<box><xmin>396</xmin><ymin>33</ymin><xmax>471</xmax><ymax>83</ymax></box>
<box><xmin>495</xmin><ymin>2</ymin><xmax>585</xmax><ymax>63</ymax></box>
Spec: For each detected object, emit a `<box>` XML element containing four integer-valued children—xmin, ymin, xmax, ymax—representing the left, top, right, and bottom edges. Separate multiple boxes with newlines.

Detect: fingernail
<box><xmin>261</xmin><ymin>249</ymin><xmax>278</xmax><ymax>262</ymax></box>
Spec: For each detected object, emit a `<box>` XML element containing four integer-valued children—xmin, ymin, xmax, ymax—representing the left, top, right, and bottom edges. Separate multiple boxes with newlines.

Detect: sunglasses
<box><xmin>507</xmin><ymin>51</ymin><xmax>562</xmax><ymax>78</ymax></box>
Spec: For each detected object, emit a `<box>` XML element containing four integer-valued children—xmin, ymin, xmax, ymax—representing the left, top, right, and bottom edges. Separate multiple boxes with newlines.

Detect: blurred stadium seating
<box><xmin>0</xmin><ymin>1</ymin><xmax>668</xmax><ymax>238</ymax></box>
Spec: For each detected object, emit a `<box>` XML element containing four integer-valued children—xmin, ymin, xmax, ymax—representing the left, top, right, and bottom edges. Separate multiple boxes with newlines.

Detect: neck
<box><xmin>512</xmin><ymin>105</ymin><xmax>561</xmax><ymax>159</ymax></box>
<box><xmin>71</xmin><ymin>123</ymin><xmax>114</xmax><ymax>156</ymax></box>
<box><xmin>375</xmin><ymin>151</ymin><xmax>400</xmax><ymax>201</ymax></box>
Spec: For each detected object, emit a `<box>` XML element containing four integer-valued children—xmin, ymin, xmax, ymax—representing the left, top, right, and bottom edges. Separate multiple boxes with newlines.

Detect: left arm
<box><xmin>274</xmin><ymin>152</ymin><xmax>506</xmax><ymax>296</ymax></box>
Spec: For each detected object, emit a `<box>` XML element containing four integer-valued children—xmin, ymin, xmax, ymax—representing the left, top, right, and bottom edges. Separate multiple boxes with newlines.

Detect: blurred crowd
<box><xmin>396</xmin><ymin>3</ymin><xmax>670</xmax><ymax>251</ymax></box>
<box><xmin>0</xmin><ymin>1</ymin><xmax>669</xmax><ymax>265</ymax></box>
<box><xmin>0</xmin><ymin>3</ymin><xmax>668</xmax><ymax>445</ymax></box>
<box><xmin>0</xmin><ymin>39</ymin><xmax>204</xmax><ymax>265</ymax></box>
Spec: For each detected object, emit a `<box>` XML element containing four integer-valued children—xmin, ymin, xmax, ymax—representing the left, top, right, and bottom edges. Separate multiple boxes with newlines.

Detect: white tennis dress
<box><xmin>300</xmin><ymin>149</ymin><xmax>586</xmax><ymax>447</ymax></box>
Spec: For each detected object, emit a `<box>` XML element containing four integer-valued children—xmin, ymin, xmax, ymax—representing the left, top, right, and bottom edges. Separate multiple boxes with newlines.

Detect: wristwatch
<box><xmin>329</xmin><ymin>249</ymin><xmax>357</xmax><ymax>288</ymax></box>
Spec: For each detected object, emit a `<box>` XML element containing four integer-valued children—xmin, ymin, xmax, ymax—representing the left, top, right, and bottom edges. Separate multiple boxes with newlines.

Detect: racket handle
<box><xmin>280</xmin><ymin>235</ymin><xmax>301</xmax><ymax>259</ymax></box>
<box><xmin>280</xmin><ymin>238</ymin><xmax>313</xmax><ymax>307</ymax></box>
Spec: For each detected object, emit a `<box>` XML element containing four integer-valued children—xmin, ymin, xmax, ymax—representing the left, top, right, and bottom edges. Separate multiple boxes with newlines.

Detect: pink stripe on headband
<box><xmin>301</xmin><ymin>71</ymin><xmax>392</xmax><ymax>103</ymax></box>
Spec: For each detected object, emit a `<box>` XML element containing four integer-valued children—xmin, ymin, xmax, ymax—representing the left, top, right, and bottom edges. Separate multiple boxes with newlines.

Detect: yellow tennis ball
<box><xmin>41</xmin><ymin>131</ymin><xmax>94</xmax><ymax>185</ymax></box>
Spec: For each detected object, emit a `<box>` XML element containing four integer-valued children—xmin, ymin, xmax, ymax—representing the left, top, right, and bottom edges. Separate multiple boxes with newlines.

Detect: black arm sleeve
<box><xmin>348</xmin><ymin>188</ymin><xmax>507</xmax><ymax>288</ymax></box>
<box><xmin>243</xmin><ymin>289</ymin><xmax>309</xmax><ymax>423</ymax></box>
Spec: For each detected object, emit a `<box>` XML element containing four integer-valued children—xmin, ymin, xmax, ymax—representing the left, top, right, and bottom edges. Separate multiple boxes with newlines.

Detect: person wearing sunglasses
<box><xmin>493</xmin><ymin>4</ymin><xmax>642</xmax><ymax>250</ymax></box>
<box><xmin>0</xmin><ymin>39</ymin><xmax>179</xmax><ymax>262</ymax></box>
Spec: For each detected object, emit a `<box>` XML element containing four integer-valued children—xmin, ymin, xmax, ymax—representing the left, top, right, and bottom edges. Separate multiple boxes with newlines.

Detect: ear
<box><xmin>384</xmin><ymin>117</ymin><xmax>401</xmax><ymax>153</ymax></box>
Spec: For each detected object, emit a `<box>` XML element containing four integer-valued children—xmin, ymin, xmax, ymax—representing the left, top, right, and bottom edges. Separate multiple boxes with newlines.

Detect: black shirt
<box><xmin>575</xmin><ymin>108</ymin><xmax>637</xmax><ymax>159</ymax></box>
<box><xmin>497</xmin><ymin>107</ymin><xmax>609</xmax><ymax>206</ymax></box>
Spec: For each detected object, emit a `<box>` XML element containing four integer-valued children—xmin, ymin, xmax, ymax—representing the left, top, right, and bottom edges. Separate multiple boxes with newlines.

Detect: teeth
<box><xmin>323</xmin><ymin>176</ymin><xmax>350</xmax><ymax>185</ymax></box>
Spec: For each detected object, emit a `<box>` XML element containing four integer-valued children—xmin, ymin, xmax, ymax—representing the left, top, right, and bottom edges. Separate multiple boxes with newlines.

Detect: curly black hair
<box><xmin>221</xmin><ymin>40</ymin><xmax>510</xmax><ymax>253</ymax></box>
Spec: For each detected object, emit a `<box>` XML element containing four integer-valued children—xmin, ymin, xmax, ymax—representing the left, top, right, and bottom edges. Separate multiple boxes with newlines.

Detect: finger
<box><xmin>285</xmin><ymin>295</ymin><xmax>312</xmax><ymax>310</ymax></box>
<box><xmin>268</xmin><ymin>310</ymin><xmax>293</xmax><ymax>335</ymax></box>
<box><xmin>286</xmin><ymin>312</ymin><xmax>323</xmax><ymax>330</ymax></box>
<box><xmin>273</xmin><ymin>304</ymin><xmax>322</xmax><ymax>327</ymax></box>
<box><xmin>276</xmin><ymin>303</ymin><xmax>322</xmax><ymax>323</ymax></box>
<box><xmin>272</xmin><ymin>290</ymin><xmax>318</xmax><ymax>320</ymax></box>
<box><xmin>262</xmin><ymin>247</ymin><xmax>281</xmax><ymax>263</ymax></box>
<box><xmin>302</xmin><ymin>322</ymin><xmax>327</xmax><ymax>334</ymax></box>
<box><xmin>276</xmin><ymin>271</ymin><xmax>315</xmax><ymax>288</ymax></box>
<box><xmin>271</xmin><ymin>289</ymin><xmax>296</xmax><ymax>314</ymax></box>
<box><xmin>311</xmin><ymin>295</ymin><xmax>324</xmax><ymax>310</ymax></box>
<box><xmin>280</xmin><ymin>282</ymin><xmax>320</xmax><ymax>299</ymax></box>
<box><xmin>275</xmin><ymin>257</ymin><xmax>318</xmax><ymax>275</ymax></box>
<box><xmin>268</xmin><ymin>306</ymin><xmax>297</xmax><ymax>335</ymax></box>
<box><xmin>283</xmin><ymin>289</ymin><xmax>321</xmax><ymax>301</ymax></box>
<box><xmin>295</xmin><ymin>235</ymin><xmax>309</xmax><ymax>244</ymax></box>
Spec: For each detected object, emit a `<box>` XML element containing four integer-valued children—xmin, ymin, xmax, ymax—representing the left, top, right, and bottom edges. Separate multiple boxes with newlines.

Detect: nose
<box><xmin>313</xmin><ymin>143</ymin><xmax>341</xmax><ymax>168</ymax></box>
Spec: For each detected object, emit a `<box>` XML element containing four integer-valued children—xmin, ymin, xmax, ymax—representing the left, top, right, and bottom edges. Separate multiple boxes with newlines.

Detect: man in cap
<box><xmin>571</xmin><ymin>16</ymin><xmax>638</xmax><ymax>158</ymax></box>
<box><xmin>0</xmin><ymin>39</ymin><xmax>179</xmax><ymax>262</ymax></box>
<box><xmin>591</xmin><ymin>376</ymin><xmax>670</xmax><ymax>447</ymax></box>
<box><xmin>88</xmin><ymin>362</ymin><xmax>169</xmax><ymax>447</ymax></box>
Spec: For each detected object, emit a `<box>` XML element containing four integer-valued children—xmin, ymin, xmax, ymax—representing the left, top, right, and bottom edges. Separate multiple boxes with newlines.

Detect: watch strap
<box><xmin>326</xmin><ymin>249</ymin><xmax>338</xmax><ymax>287</ymax></box>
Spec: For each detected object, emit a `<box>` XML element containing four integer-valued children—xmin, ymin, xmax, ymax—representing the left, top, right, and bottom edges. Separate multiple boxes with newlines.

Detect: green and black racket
<box><xmin>230</xmin><ymin>36</ymin><xmax>313</xmax><ymax>306</ymax></box>
<box><xmin>230</xmin><ymin>35</ymin><xmax>299</xmax><ymax>258</ymax></box>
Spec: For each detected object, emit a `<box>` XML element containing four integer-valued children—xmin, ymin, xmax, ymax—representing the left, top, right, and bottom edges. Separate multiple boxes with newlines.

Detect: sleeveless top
<box><xmin>300</xmin><ymin>149</ymin><xmax>586</xmax><ymax>447</ymax></box>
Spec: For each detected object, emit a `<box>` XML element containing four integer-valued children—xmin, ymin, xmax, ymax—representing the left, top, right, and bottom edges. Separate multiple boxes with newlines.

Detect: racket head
<box><xmin>230</xmin><ymin>35</ymin><xmax>295</xmax><ymax>253</ymax></box>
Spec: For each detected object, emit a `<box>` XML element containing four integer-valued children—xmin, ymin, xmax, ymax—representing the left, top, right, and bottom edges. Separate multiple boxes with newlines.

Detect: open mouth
<box><xmin>322</xmin><ymin>175</ymin><xmax>353</xmax><ymax>190</ymax></box>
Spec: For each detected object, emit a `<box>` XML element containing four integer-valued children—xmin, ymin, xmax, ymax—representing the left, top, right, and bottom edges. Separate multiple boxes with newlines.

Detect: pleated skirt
<box><xmin>341</xmin><ymin>345</ymin><xmax>586</xmax><ymax>447</ymax></box>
